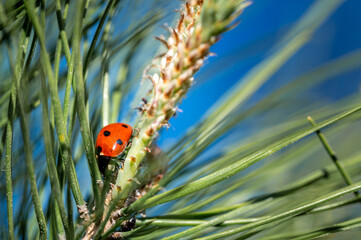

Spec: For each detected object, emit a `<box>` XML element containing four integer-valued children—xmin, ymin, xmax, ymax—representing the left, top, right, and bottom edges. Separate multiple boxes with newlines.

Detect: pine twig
<box><xmin>94</xmin><ymin>0</ymin><xmax>251</xmax><ymax>237</ymax></box>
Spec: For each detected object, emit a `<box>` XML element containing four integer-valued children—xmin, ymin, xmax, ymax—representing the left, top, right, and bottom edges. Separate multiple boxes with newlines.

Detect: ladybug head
<box><xmin>96</xmin><ymin>155</ymin><xmax>111</xmax><ymax>175</ymax></box>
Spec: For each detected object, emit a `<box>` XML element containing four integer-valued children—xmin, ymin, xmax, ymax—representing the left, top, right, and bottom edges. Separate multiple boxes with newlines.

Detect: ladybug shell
<box><xmin>95</xmin><ymin>123</ymin><xmax>133</xmax><ymax>158</ymax></box>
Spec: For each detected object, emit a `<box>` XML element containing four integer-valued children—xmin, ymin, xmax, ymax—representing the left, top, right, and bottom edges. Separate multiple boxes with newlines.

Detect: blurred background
<box><xmin>1</xmin><ymin>0</ymin><xmax>361</xmax><ymax>238</ymax></box>
<box><xmin>161</xmin><ymin>0</ymin><xmax>361</xmax><ymax>146</ymax></box>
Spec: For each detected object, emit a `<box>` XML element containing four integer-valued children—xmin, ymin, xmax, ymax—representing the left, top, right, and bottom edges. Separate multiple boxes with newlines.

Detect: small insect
<box><xmin>95</xmin><ymin>123</ymin><xmax>133</xmax><ymax>174</ymax></box>
<box><xmin>121</xmin><ymin>216</ymin><xmax>136</xmax><ymax>232</ymax></box>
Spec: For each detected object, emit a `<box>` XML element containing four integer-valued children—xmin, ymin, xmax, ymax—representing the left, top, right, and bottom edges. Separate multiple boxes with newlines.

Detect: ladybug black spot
<box><xmin>116</xmin><ymin>139</ymin><xmax>123</xmax><ymax>145</ymax></box>
<box><xmin>122</xmin><ymin>124</ymin><xmax>128</xmax><ymax>128</ymax></box>
<box><xmin>104</xmin><ymin>130</ymin><xmax>111</xmax><ymax>136</ymax></box>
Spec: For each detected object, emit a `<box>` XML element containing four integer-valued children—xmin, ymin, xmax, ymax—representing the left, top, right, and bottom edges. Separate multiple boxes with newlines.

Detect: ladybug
<box><xmin>95</xmin><ymin>123</ymin><xmax>133</xmax><ymax>174</ymax></box>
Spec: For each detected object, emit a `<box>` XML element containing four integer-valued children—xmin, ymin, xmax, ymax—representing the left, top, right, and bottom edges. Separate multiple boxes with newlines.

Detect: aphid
<box><xmin>142</xmin><ymin>97</ymin><xmax>148</xmax><ymax>104</ymax></box>
<box><xmin>95</xmin><ymin>123</ymin><xmax>133</xmax><ymax>174</ymax></box>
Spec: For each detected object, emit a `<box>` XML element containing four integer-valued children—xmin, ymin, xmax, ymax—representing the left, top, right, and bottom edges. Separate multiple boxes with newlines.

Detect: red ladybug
<box><xmin>95</xmin><ymin>123</ymin><xmax>133</xmax><ymax>174</ymax></box>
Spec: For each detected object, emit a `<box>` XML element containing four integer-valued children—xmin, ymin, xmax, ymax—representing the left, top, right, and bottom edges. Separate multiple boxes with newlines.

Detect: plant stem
<box><xmin>171</xmin><ymin>177</ymin><xmax>361</xmax><ymax>221</ymax></box>
<box><xmin>23</xmin><ymin>0</ymin><xmax>89</xmax><ymax>219</ymax></box>
<box><xmin>72</xmin><ymin>0</ymin><xmax>102</xmax><ymax>210</ymax></box>
<box><xmin>4</xmin><ymin>69</ymin><xmax>16</xmax><ymax>240</ymax></box>
<box><xmin>55</xmin><ymin>0</ymin><xmax>102</xmax><ymax>211</ymax></box>
<box><xmin>54</xmin><ymin>0</ymin><xmax>73</xmax><ymax>123</ymax></box>
<box><xmin>67</xmin><ymin>184</ymin><xmax>74</xmax><ymax>235</ymax></box>
<box><xmin>4</xmin><ymin>17</ymin><xmax>31</xmax><ymax>240</ymax></box>
<box><xmin>54</xmin><ymin>202</ymin><xmax>66</xmax><ymax>239</ymax></box>
<box><xmin>63</xmin><ymin>54</ymin><xmax>75</xmax><ymax>122</ymax></box>
<box><xmin>137</xmin><ymin>218</ymin><xmax>262</xmax><ymax>228</ymax></box>
<box><xmin>195</xmin><ymin>181</ymin><xmax>361</xmax><ymax>240</ymax></box>
<box><xmin>308</xmin><ymin>116</ymin><xmax>359</xmax><ymax>198</ymax></box>
<box><xmin>41</xmin><ymin>69</ymin><xmax>74</xmax><ymax>238</ymax></box>
<box><xmin>4</xmin><ymin>87</ymin><xmax>15</xmax><ymax>240</ymax></box>
<box><xmin>16</xmin><ymin>59</ymin><xmax>48</xmax><ymax>240</ymax></box>
<box><xmin>83</xmin><ymin>0</ymin><xmax>115</xmax><ymax>76</ymax></box>
<box><xmin>127</xmin><ymin>105</ymin><xmax>361</xmax><ymax>212</ymax></box>
<box><xmin>110</xmin><ymin>64</ymin><xmax>128</xmax><ymax>123</ymax></box>
<box><xmin>113</xmin><ymin>0</ymin><xmax>212</xmax><ymax>220</ymax></box>
<box><xmin>101</xmin><ymin>6</ymin><xmax>115</xmax><ymax>127</ymax></box>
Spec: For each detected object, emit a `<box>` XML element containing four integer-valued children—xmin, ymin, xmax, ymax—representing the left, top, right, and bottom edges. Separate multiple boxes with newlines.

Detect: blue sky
<box><xmin>157</xmin><ymin>0</ymin><xmax>361</xmax><ymax>149</ymax></box>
